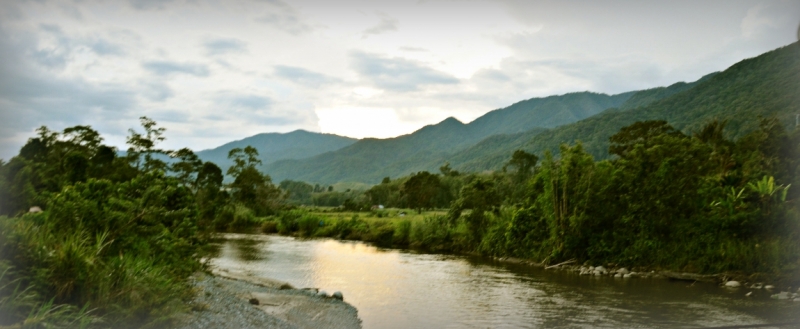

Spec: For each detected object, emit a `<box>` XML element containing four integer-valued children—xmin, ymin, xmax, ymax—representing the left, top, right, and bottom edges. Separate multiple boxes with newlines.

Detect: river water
<box><xmin>209</xmin><ymin>234</ymin><xmax>799</xmax><ymax>329</ymax></box>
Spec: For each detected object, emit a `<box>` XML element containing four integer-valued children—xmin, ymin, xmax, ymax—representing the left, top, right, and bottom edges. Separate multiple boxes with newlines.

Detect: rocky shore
<box><xmin>492</xmin><ymin>256</ymin><xmax>800</xmax><ymax>302</ymax></box>
<box><xmin>176</xmin><ymin>272</ymin><xmax>362</xmax><ymax>329</ymax></box>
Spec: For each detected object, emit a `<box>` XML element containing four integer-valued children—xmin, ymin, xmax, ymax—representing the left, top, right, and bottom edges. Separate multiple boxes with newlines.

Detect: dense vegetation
<box><xmin>272</xmin><ymin>118</ymin><xmax>800</xmax><ymax>280</ymax></box>
<box><xmin>0</xmin><ymin>118</ymin><xmax>287</xmax><ymax>328</ymax></box>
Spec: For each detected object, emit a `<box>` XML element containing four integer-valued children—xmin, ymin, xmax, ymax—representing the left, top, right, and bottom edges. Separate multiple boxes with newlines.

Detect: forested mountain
<box><xmin>195</xmin><ymin>130</ymin><xmax>356</xmax><ymax>172</ymax></box>
<box><xmin>443</xmin><ymin>73</ymin><xmax>717</xmax><ymax>172</ymax></box>
<box><xmin>265</xmin><ymin>92</ymin><xmax>638</xmax><ymax>184</ymax></box>
<box><xmin>489</xmin><ymin>42</ymin><xmax>800</xmax><ymax>168</ymax></box>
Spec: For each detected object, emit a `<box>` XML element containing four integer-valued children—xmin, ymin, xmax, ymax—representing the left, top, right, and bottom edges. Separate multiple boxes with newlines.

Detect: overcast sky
<box><xmin>0</xmin><ymin>0</ymin><xmax>798</xmax><ymax>159</ymax></box>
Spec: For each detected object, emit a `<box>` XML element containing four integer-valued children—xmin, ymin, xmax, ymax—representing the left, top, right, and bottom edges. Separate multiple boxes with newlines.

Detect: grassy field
<box><xmin>258</xmin><ymin>207</ymin><xmax>469</xmax><ymax>252</ymax></box>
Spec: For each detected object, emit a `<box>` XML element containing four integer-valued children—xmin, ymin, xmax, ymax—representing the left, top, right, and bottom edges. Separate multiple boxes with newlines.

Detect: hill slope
<box><xmin>444</xmin><ymin>73</ymin><xmax>717</xmax><ymax>172</ymax></box>
<box><xmin>196</xmin><ymin>130</ymin><xmax>357</xmax><ymax>172</ymax></box>
<box><xmin>470</xmin><ymin>42</ymin><xmax>799</xmax><ymax>170</ymax></box>
<box><xmin>264</xmin><ymin>92</ymin><xmax>636</xmax><ymax>184</ymax></box>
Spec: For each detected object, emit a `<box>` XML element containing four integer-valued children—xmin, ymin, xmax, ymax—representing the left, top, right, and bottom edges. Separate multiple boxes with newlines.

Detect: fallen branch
<box><xmin>545</xmin><ymin>259</ymin><xmax>576</xmax><ymax>269</ymax></box>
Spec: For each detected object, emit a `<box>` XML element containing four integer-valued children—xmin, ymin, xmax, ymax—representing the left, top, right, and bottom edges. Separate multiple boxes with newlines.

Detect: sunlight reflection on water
<box><xmin>209</xmin><ymin>234</ymin><xmax>799</xmax><ymax>329</ymax></box>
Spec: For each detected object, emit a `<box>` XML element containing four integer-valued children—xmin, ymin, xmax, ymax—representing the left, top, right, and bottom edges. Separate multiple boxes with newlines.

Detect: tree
<box><xmin>439</xmin><ymin>162</ymin><xmax>460</xmax><ymax>177</ymax></box>
<box><xmin>402</xmin><ymin>171</ymin><xmax>441</xmax><ymax>213</ymax></box>
<box><xmin>448</xmin><ymin>177</ymin><xmax>500</xmax><ymax>240</ymax></box>
<box><xmin>225</xmin><ymin>146</ymin><xmax>283</xmax><ymax>215</ymax></box>
<box><xmin>609</xmin><ymin>120</ymin><xmax>681</xmax><ymax>158</ymax></box>
<box><xmin>126</xmin><ymin>116</ymin><xmax>168</xmax><ymax>172</ymax></box>
<box><xmin>170</xmin><ymin>148</ymin><xmax>203</xmax><ymax>188</ymax></box>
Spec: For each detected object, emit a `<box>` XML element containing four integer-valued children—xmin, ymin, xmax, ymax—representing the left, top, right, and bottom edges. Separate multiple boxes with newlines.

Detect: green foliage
<box><xmin>0</xmin><ymin>172</ymin><xmax>206</xmax><ymax>328</ymax></box>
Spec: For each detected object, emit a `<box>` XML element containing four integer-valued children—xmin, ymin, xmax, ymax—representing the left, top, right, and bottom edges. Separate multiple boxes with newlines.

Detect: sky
<box><xmin>0</xmin><ymin>0</ymin><xmax>798</xmax><ymax>159</ymax></box>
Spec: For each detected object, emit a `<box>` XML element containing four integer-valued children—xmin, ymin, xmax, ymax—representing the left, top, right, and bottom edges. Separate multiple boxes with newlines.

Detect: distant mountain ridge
<box><xmin>206</xmin><ymin>42</ymin><xmax>798</xmax><ymax>185</ymax></box>
<box><xmin>263</xmin><ymin>91</ymin><xmax>639</xmax><ymax>184</ymax></box>
<box><xmin>195</xmin><ymin>130</ymin><xmax>356</xmax><ymax>173</ymax></box>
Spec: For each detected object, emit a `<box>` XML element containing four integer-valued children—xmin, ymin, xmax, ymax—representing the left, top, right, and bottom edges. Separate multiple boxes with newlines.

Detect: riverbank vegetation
<box><xmin>268</xmin><ymin>118</ymin><xmax>800</xmax><ymax>281</ymax></box>
<box><xmin>0</xmin><ymin>118</ymin><xmax>230</xmax><ymax>328</ymax></box>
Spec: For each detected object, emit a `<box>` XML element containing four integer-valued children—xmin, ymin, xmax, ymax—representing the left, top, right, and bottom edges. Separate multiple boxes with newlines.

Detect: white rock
<box><xmin>765</xmin><ymin>285</ymin><xmax>775</xmax><ymax>290</ymax></box>
<box><xmin>745</xmin><ymin>292</ymin><xmax>752</xmax><ymax>297</ymax></box>
<box><xmin>595</xmin><ymin>266</ymin><xmax>607</xmax><ymax>272</ymax></box>
<box><xmin>771</xmin><ymin>292</ymin><xmax>790</xmax><ymax>300</ymax></box>
<box><xmin>623</xmin><ymin>274</ymin><xmax>632</xmax><ymax>279</ymax></box>
<box><xmin>614</xmin><ymin>273</ymin><xmax>622</xmax><ymax>278</ymax></box>
<box><xmin>617</xmin><ymin>268</ymin><xmax>630</xmax><ymax>275</ymax></box>
<box><xmin>725</xmin><ymin>281</ymin><xmax>742</xmax><ymax>288</ymax></box>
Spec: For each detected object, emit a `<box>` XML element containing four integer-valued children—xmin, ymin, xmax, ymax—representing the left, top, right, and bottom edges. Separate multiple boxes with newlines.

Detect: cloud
<box><xmin>142</xmin><ymin>61</ymin><xmax>210</xmax><ymax>76</ymax></box>
<box><xmin>203</xmin><ymin>38</ymin><xmax>247</xmax><ymax>55</ymax></box>
<box><xmin>363</xmin><ymin>16</ymin><xmax>398</xmax><ymax>38</ymax></box>
<box><xmin>88</xmin><ymin>39</ymin><xmax>124</xmax><ymax>56</ymax></box>
<box><xmin>254</xmin><ymin>1</ymin><xmax>314</xmax><ymax>36</ymax></box>
<box><xmin>128</xmin><ymin>0</ymin><xmax>175</xmax><ymax>11</ymax></box>
<box><xmin>255</xmin><ymin>12</ymin><xmax>314</xmax><ymax>35</ymax></box>
<box><xmin>274</xmin><ymin>65</ymin><xmax>340</xmax><ymax>87</ymax></box>
<box><xmin>350</xmin><ymin>51</ymin><xmax>460</xmax><ymax>92</ymax></box>
<box><xmin>399</xmin><ymin>46</ymin><xmax>427</xmax><ymax>52</ymax></box>
<box><xmin>0</xmin><ymin>27</ymin><xmax>140</xmax><ymax>159</ymax></box>
<box><xmin>214</xmin><ymin>94</ymin><xmax>273</xmax><ymax>110</ymax></box>
<box><xmin>141</xmin><ymin>81</ymin><xmax>173</xmax><ymax>101</ymax></box>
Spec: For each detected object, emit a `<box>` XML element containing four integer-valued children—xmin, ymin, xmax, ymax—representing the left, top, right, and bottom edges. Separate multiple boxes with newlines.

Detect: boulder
<box><xmin>595</xmin><ymin>266</ymin><xmax>607</xmax><ymax>272</ymax></box>
<box><xmin>614</xmin><ymin>273</ymin><xmax>622</xmax><ymax>278</ymax></box>
<box><xmin>617</xmin><ymin>268</ymin><xmax>630</xmax><ymax>275</ymax></box>
<box><xmin>765</xmin><ymin>285</ymin><xmax>775</xmax><ymax>290</ymax></box>
<box><xmin>317</xmin><ymin>291</ymin><xmax>328</xmax><ymax>298</ymax></box>
<box><xmin>332</xmin><ymin>291</ymin><xmax>343</xmax><ymax>300</ymax></box>
<box><xmin>623</xmin><ymin>274</ymin><xmax>633</xmax><ymax>279</ymax></box>
<box><xmin>724</xmin><ymin>281</ymin><xmax>742</xmax><ymax>288</ymax></box>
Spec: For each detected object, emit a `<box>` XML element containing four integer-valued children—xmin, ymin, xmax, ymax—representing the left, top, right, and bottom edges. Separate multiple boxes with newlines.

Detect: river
<box><xmin>209</xmin><ymin>234</ymin><xmax>799</xmax><ymax>329</ymax></box>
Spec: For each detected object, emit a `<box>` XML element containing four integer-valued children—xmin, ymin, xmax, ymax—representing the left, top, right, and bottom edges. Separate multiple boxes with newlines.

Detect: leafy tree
<box><xmin>126</xmin><ymin>116</ymin><xmax>168</xmax><ymax>172</ymax></box>
<box><xmin>402</xmin><ymin>171</ymin><xmax>442</xmax><ymax>213</ymax></box>
<box><xmin>225</xmin><ymin>146</ymin><xmax>283</xmax><ymax>215</ymax></box>
<box><xmin>170</xmin><ymin>148</ymin><xmax>203</xmax><ymax>188</ymax></box>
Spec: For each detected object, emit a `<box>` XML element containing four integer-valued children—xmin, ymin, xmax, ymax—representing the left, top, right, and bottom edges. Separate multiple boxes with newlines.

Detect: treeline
<box><xmin>0</xmin><ymin>117</ymin><xmax>287</xmax><ymax>328</ymax></box>
<box><xmin>278</xmin><ymin>118</ymin><xmax>800</xmax><ymax>277</ymax></box>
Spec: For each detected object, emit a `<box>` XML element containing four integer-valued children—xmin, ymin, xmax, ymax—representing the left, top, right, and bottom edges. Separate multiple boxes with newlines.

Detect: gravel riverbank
<box><xmin>175</xmin><ymin>272</ymin><xmax>361</xmax><ymax>329</ymax></box>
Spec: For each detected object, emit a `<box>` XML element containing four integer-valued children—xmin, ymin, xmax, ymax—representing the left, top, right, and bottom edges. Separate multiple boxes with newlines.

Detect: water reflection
<box><xmin>209</xmin><ymin>235</ymin><xmax>799</xmax><ymax>329</ymax></box>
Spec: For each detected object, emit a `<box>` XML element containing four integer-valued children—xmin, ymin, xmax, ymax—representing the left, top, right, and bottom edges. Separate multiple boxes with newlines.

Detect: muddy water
<box><xmin>209</xmin><ymin>234</ymin><xmax>799</xmax><ymax>329</ymax></box>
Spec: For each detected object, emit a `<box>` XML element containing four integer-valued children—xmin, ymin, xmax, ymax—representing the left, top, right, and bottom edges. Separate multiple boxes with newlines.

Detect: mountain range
<box><xmin>196</xmin><ymin>42</ymin><xmax>800</xmax><ymax>185</ymax></box>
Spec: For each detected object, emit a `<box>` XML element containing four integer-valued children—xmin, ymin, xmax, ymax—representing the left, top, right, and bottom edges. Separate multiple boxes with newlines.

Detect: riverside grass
<box><xmin>261</xmin><ymin>206</ymin><xmax>800</xmax><ymax>281</ymax></box>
